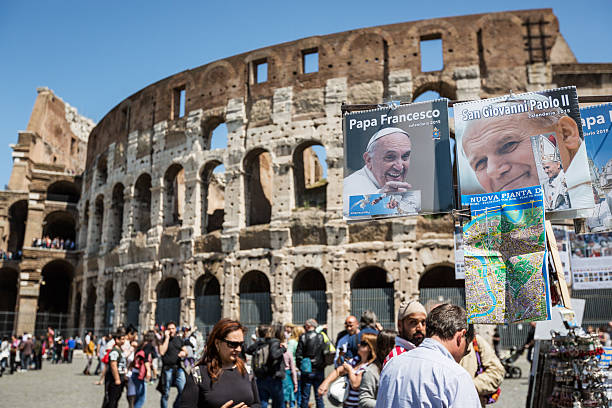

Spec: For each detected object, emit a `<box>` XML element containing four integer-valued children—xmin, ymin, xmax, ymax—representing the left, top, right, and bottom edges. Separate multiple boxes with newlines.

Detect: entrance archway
<box><xmin>418</xmin><ymin>264</ymin><xmax>465</xmax><ymax>311</ymax></box>
<box><xmin>43</xmin><ymin>211</ymin><xmax>77</xmax><ymax>243</ymax></box>
<box><xmin>0</xmin><ymin>268</ymin><xmax>18</xmax><ymax>336</ymax></box>
<box><xmin>239</xmin><ymin>271</ymin><xmax>272</xmax><ymax>342</ymax></box>
<box><xmin>103</xmin><ymin>281</ymin><xmax>114</xmax><ymax>330</ymax></box>
<box><xmin>8</xmin><ymin>200</ymin><xmax>27</xmax><ymax>255</ymax></box>
<box><xmin>125</xmin><ymin>282</ymin><xmax>140</xmax><ymax>329</ymax></box>
<box><xmin>292</xmin><ymin>268</ymin><xmax>327</xmax><ymax>324</ymax></box>
<box><xmin>156</xmin><ymin>278</ymin><xmax>180</xmax><ymax>325</ymax></box>
<box><xmin>37</xmin><ymin>260</ymin><xmax>74</xmax><ymax>333</ymax></box>
<box><xmin>85</xmin><ymin>285</ymin><xmax>96</xmax><ymax>332</ymax></box>
<box><xmin>350</xmin><ymin>266</ymin><xmax>394</xmax><ymax>329</ymax></box>
<box><xmin>194</xmin><ymin>274</ymin><xmax>221</xmax><ymax>336</ymax></box>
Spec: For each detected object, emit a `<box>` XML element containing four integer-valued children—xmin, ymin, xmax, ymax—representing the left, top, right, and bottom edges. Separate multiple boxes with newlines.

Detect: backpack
<box><xmin>251</xmin><ymin>341</ymin><xmax>270</xmax><ymax>377</ymax></box>
<box><xmin>321</xmin><ymin>331</ymin><xmax>336</xmax><ymax>366</ymax></box>
<box><xmin>133</xmin><ymin>349</ymin><xmax>150</xmax><ymax>380</ymax></box>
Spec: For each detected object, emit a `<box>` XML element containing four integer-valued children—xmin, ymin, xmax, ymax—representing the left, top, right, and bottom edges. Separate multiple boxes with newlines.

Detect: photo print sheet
<box><xmin>569</xmin><ymin>231</ymin><xmax>612</xmax><ymax>289</ymax></box>
<box><xmin>575</xmin><ymin>103</ymin><xmax>612</xmax><ymax>233</ymax></box>
<box><xmin>455</xmin><ymin>86</ymin><xmax>594</xmax><ymax>219</ymax></box>
<box><xmin>342</xmin><ymin>99</ymin><xmax>454</xmax><ymax>220</ymax></box>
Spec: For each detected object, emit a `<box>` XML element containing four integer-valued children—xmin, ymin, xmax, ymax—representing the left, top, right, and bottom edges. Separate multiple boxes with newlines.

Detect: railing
<box><xmin>351</xmin><ymin>287</ymin><xmax>395</xmax><ymax>330</ymax></box>
<box><xmin>292</xmin><ymin>290</ymin><xmax>327</xmax><ymax>325</ymax></box>
<box><xmin>46</xmin><ymin>193</ymin><xmax>79</xmax><ymax>203</ymax></box>
<box><xmin>0</xmin><ymin>311</ymin><xmax>15</xmax><ymax>336</ymax></box>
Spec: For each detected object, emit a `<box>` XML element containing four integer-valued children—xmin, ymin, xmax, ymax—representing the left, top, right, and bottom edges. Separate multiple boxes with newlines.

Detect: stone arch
<box><xmin>412</xmin><ymin>81</ymin><xmax>457</xmax><ymax>101</ymax></box>
<box><xmin>46</xmin><ymin>180</ymin><xmax>80</xmax><ymax>203</ymax></box>
<box><xmin>474</xmin><ymin>14</ymin><xmax>526</xmax><ymax>73</ymax></box>
<box><xmin>350</xmin><ymin>266</ymin><xmax>394</xmax><ymax>329</ymax></box>
<box><xmin>201</xmin><ymin>63</ymin><xmax>235</xmax><ymax>100</ymax></box>
<box><xmin>418</xmin><ymin>263</ymin><xmax>465</xmax><ymax>312</ymax></box>
<box><xmin>7</xmin><ymin>200</ymin><xmax>27</xmax><ymax>255</ymax></box>
<box><xmin>194</xmin><ymin>274</ymin><xmax>221</xmax><ymax>335</ymax></box>
<box><xmin>85</xmin><ymin>285</ymin><xmax>96</xmax><ymax>331</ymax></box>
<box><xmin>239</xmin><ymin>270</ymin><xmax>272</xmax><ymax>337</ymax></box>
<box><xmin>292</xmin><ymin>268</ymin><xmax>327</xmax><ymax>324</ymax></box>
<box><xmin>73</xmin><ymin>291</ymin><xmax>81</xmax><ymax>333</ymax></box>
<box><xmin>199</xmin><ymin>160</ymin><xmax>225</xmax><ymax>234</ymax></box>
<box><xmin>96</xmin><ymin>154</ymin><xmax>108</xmax><ymax>186</ymax></box>
<box><xmin>243</xmin><ymin>49</ymin><xmax>282</xmax><ymax>84</ymax></box>
<box><xmin>109</xmin><ymin>183</ymin><xmax>125</xmax><ymax>248</ymax></box>
<box><xmin>103</xmin><ymin>280</ymin><xmax>114</xmax><ymax>329</ymax></box>
<box><xmin>344</xmin><ymin>32</ymin><xmax>388</xmax><ymax>87</ymax></box>
<box><xmin>156</xmin><ymin>277</ymin><xmax>181</xmax><ymax>325</ymax></box>
<box><xmin>124</xmin><ymin>282</ymin><xmax>141</xmax><ymax>329</ymax></box>
<box><xmin>244</xmin><ymin>148</ymin><xmax>273</xmax><ymax>226</ymax></box>
<box><xmin>91</xmin><ymin>195</ymin><xmax>104</xmax><ymax>253</ymax></box>
<box><xmin>293</xmin><ymin>141</ymin><xmax>327</xmax><ymax>209</ymax></box>
<box><xmin>163</xmin><ymin>163</ymin><xmax>185</xmax><ymax>227</ymax></box>
<box><xmin>0</xmin><ymin>267</ymin><xmax>18</xmax><ymax>311</ymax></box>
<box><xmin>37</xmin><ymin>260</ymin><xmax>74</xmax><ymax>332</ymax></box>
<box><xmin>341</xmin><ymin>29</ymin><xmax>395</xmax><ymax>58</ymax></box>
<box><xmin>43</xmin><ymin>210</ymin><xmax>77</xmax><ymax>244</ymax></box>
<box><xmin>201</xmin><ymin>116</ymin><xmax>227</xmax><ymax>150</ymax></box>
<box><xmin>133</xmin><ymin>173</ymin><xmax>152</xmax><ymax>234</ymax></box>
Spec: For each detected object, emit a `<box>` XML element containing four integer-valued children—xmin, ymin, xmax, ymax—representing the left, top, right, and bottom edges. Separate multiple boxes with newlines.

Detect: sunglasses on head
<box><xmin>221</xmin><ymin>338</ymin><xmax>244</xmax><ymax>349</ymax></box>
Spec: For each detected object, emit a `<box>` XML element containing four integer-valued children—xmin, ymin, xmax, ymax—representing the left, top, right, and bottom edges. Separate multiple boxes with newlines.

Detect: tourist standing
<box><xmin>159</xmin><ymin>321</ymin><xmax>187</xmax><ymax>408</ymax></box>
<box><xmin>358</xmin><ymin>330</ymin><xmax>397</xmax><ymax>408</ymax></box>
<box><xmin>131</xmin><ymin>331</ymin><xmax>155</xmax><ymax>408</ymax></box>
<box><xmin>335</xmin><ymin>316</ymin><xmax>359</xmax><ymax>366</ymax></box>
<box><xmin>102</xmin><ymin>329</ymin><xmax>128</xmax><ymax>408</ymax></box>
<box><xmin>247</xmin><ymin>325</ymin><xmax>286</xmax><ymax>408</ymax></box>
<box><xmin>383</xmin><ymin>300</ymin><xmax>427</xmax><ymax>366</ymax></box>
<box><xmin>295</xmin><ymin>319</ymin><xmax>326</xmax><ymax>408</ymax></box>
<box><xmin>84</xmin><ymin>334</ymin><xmax>96</xmax><ymax>375</ymax></box>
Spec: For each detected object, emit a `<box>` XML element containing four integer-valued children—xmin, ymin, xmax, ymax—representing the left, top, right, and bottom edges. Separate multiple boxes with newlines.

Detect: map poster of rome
<box><xmin>342</xmin><ymin>99</ymin><xmax>454</xmax><ymax>220</ymax></box>
<box><xmin>463</xmin><ymin>185</ymin><xmax>552</xmax><ymax>324</ymax></box>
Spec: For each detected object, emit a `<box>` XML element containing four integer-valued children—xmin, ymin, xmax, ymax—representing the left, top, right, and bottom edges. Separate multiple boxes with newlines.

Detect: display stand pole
<box><xmin>544</xmin><ymin>220</ymin><xmax>572</xmax><ymax>309</ymax></box>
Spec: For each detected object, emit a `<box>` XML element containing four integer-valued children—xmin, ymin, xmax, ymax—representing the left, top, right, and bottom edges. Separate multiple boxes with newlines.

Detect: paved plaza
<box><xmin>0</xmin><ymin>350</ymin><xmax>532</xmax><ymax>407</ymax></box>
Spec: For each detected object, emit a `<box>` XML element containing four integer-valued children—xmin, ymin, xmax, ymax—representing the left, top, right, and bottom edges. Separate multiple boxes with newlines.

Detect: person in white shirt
<box><xmin>376</xmin><ymin>304</ymin><xmax>480</xmax><ymax>408</ymax></box>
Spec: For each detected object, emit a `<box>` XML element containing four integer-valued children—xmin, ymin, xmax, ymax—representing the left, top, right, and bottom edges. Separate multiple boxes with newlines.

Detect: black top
<box><xmin>162</xmin><ymin>336</ymin><xmax>185</xmax><ymax>367</ymax></box>
<box><xmin>142</xmin><ymin>343</ymin><xmax>156</xmax><ymax>360</ymax></box>
<box><xmin>245</xmin><ymin>338</ymin><xmax>286</xmax><ymax>380</ymax></box>
<box><xmin>296</xmin><ymin>330</ymin><xmax>325</xmax><ymax>371</ymax></box>
<box><xmin>180</xmin><ymin>365</ymin><xmax>261</xmax><ymax>408</ymax></box>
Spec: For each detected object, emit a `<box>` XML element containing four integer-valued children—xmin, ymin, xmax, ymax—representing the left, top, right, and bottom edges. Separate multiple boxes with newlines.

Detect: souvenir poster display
<box><xmin>569</xmin><ymin>231</ymin><xmax>612</xmax><ymax>289</ymax></box>
<box><xmin>463</xmin><ymin>185</ymin><xmax>552</xmax><ymax>324</ymax></box>
<box><xmin>343</xmin><ymin>99</ymin><xmax>454</xmax><ymax>220</ymax></box>
<box><xmin>575</xmin><ymin>103</ymin><xmax>612</xmax><ymax>233</ymax></box>
<box><xmin>455</xmin><ymin>86</ymin><xmax>594</xmax><ymax>219</ymax></box>
<box><xmin>551</xmin><ymin>226</ymin><xmax>571</xmax><ymax>285</ymax></box>
<box><xmin>454</xmin><ymin>225</ymin><xmax>465</xmax><ymax>280</ymax></box>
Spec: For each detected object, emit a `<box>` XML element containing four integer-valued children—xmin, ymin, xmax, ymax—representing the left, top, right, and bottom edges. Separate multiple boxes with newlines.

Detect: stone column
<box><xmin>121</xmin><ymin>188</ymin><xmax>134</xmax><ymax>245</ymax></box>
<box><xmin>23</xmin><ymin>194</ymin><xmax>45</xmax><ymax>248</ymax></box>
<box><xmin>387</xmin><ymin>69</ymin><xmax>413</xmax><ymax>102</ymax></box>
<box><xmin>453</xmin><ymin>66</ymin><xmax>481</xmax><ymax>101</ymax></box>
<box><xmin>270</xmin><ymin>253</ymin><xmax>292</xmax><ymax>324</ymax></box>
<box><xmin>14</xmin><ymin>266</ymin><xmax>40</xmax><ymax>335</ymax></box>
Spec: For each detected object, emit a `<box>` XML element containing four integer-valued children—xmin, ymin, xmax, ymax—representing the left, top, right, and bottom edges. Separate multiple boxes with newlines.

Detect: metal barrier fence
<box><xmin>35</xmin><ymin>312</ymin><xmax>69</xmax><ymax>336</ymax></box>
<box><xmin>292</xmin><ymin>290</ymin><xmax>327</xmax><ymax>325</ymax></box>
<box><xmin>240</xmin><ymin>293</ymin><xmax>272</xmax><ymax>345</ymax></box>
<box><xmin>0</xmin><ymin>311</ymin><xmax>15</xmax><ymax>336</ymax></box>
<box><xmin>572</xmin><ymin>288</ymin><xmax>612</xmax><ymax>329</ymax></box>
<box><xmin>195</xmin><ymin>295</ymin><xmax>221</xmax><ymax>337</ymax></box>
<box><xmin>156</xmin><ymin>297</ymin><xmax>180</xmax><ymax>326</ymax></box>
<box><xmin>350</xmin><ymin>287</ymin><xmax>395</xmax><ymax>330</ymax></box>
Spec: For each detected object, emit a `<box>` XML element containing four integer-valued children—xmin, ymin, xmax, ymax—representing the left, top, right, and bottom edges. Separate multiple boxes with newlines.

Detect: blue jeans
<box><xmin>160</xmin><ymin>367</ymin><xmax>185</xmax><ymax>408</ymax></box>
<box><xmin>257</xmin><ymin>376</ymin><xmax>284</xmax><ymax>408</ymax></box>
<box><xmin>300</xmin><ymin>370</ymin><xmax>324</xmax><ymax>408</ymax></box>
<box><xmin>133</xmin><ymin>376</ymin><xmax>147</xmax><ymax>408</ymax></box>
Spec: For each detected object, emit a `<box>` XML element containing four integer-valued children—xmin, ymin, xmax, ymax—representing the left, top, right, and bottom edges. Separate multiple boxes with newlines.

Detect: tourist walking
<box><xmin>83</xmin><ymin>334</ymin><xmax>96</xmax><ymax>375</ymax></box>
<box><xmin>180</xmin><ymin>318</ymin><xmax>261</xmax><ymax>408</ymax></box>
<box><xmin>131</xmin><ymin>331</ymin><xmax>155</xmax><ymax>408</ymax></box>
<box><xmin>376</xmin><ymin>304</ymin><xmax>480</xmax><ymax>407</ymax></box>
<box><xmin>296</xmin><ymin>319</ymin><xmax>326</xmax><ymax>408</ymax></box>
<box><xmin>102</xmin><ymin>328</ymin><xmax>128</xmax><ymax>408</ymax></box>
<box><xmin>247</xmin><ymin>325</ymin><xmax>286</xmax><ymax>408</ymax></box>
<box><xmin>159</xmin><ymin>321</ymin><xmax>187</xmax><ymax>408</ymax></box>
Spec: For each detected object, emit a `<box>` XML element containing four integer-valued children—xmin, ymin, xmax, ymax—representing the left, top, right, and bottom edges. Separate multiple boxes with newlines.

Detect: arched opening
<box><xmin>350</xmin><ymin>266</ymin><xmax>394</xmax><ymax>329</ymax></box>
<box><xmin>103</xmin><ymin>281</ymin><xmax>114</xmax><ymax>330</ymax></box>
<box><xmin>209</xmin><ymin>121</ymin><xmax>228</xmax><ymax>150</ymax></box>
<box><xmin>37</xmin><ymin>260</ymin><xmax>74</xmax><ymax>333</ymax></box>
<box><xmin>156</xmin><ymin>278</ymin><xmax>180</xmax><ymax>325</ymax></box>
<box><xmin>8</xmin><ymin>200</ymin><xmax>27</xmax><ymax>256</ymax></box>
<box><xmin>97</xmin><ymin>155</ymin><xmax>108</xmax><ymax>186</ymax></box>
<box><xmin>133</xmin><ymin>173</ymin><xmax>151</xmax><ymax>234</ymax></box>
<box><xmin>418</xmin><ymin>264</ymin><xmax>465</xmax><ymax>312</ymax></box>
<box><xmin>73</xmin><ymin>291</ymin><xmax>81</xmax><ymax>333</ymax></box>
<box><xmin>194</xmin><ymin>274</ymin><xmax>221</xmax><ymax>336</ymax></box>
<box><xmin>46</xmin><ymin>180</ymin><xmax>80</xmax><ymax>203</ymax></box>
<box><xmin>125</xmin><ymin>282</ymin><xmax>140</xmax><ymax>330</ymax></box>
<box><xmin>293</xmin><ymin>143</ymin><xmax>327</xmax><ymax>209</ymax></box>
<box><xmin>0</xmin><ymin>268</ymin><xmax>18</xmax><ymax>336</ymax></box>
<box><xmin>239</xmin><ymin>271</ymin><xmax>272</xmax><ymax>342</ymax></box>
<box><xmin>85</xmin><ymin>285</ymin><xmax>96</xmax><ymax>332</ymax></box>
<box><xmin>163</xmin><ymin>164</ymin><xmax>185</xmax><ymax>227</ymax></box>
<box><xmin>244</xmin><ymin>149</ymin><xmax>273</xmax><ymax>226</ymax></box>
<box><xmin>292</xmin><ymin>268</ymin><xmax>327</xmax><ymax>324</ymax></box>
<box><xmin>91</xmin><ymin>195</ymin><xmax>104</xmax><ymax>253</ymax></box>
<box><xmin>109</xmin><ymin>183</ymin><xmax>125</xmax><ymax>248</ymax></box>
<box><xmin>42</xmin><ymin>211</ymin><xmax>76</xmax><ymax>248</ymax></box>
<box><xmin>200</xmin><ymin>162</ymin><xmax>225</xmax><ymax>234</ymax></box>
<box><xmin>82</xmin><ymin>200</ymin><xmax>89</xmax><ymax>248</ymax></box>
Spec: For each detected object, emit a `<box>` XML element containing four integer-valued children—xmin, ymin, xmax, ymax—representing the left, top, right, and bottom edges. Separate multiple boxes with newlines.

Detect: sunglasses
<box><xmin>359</xmin><ymin>341</ymin><xmax>369</xmax><ymax>347</ymax></box>
<box><xmin>221</xmin><ymin>338</ymin><xmax>244</xmax><ymax>349</ymax></box>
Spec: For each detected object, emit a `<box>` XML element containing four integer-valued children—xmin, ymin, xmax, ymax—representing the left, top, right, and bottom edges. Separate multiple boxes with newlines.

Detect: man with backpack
<box><xmin>246</xmin><ymin>325</ymin><xmax>287</xmax><ymax>408</ymax></box>
<box><xmin>296</xmin><ymin>319</ymin><xmax>327</xmax><ymax>408</ymax></box>
<box><xmin>102</xmin><ymin>328</ymin><xmax>128</xmax><ymax>408</ymax></box>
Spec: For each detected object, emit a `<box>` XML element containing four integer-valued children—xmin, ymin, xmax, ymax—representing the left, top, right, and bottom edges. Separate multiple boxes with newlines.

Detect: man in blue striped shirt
<box><xmin>376</xmin><ymin>304</ymin><xmax>481</xmax><ymax>408</ymax></box>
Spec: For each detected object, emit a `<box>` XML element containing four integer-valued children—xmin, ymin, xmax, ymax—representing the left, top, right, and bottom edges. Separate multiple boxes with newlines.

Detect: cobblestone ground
<box><xmin>0</xmin><ymin>350</ymin><xmax>533</xmax><ymax>407</ymax></box>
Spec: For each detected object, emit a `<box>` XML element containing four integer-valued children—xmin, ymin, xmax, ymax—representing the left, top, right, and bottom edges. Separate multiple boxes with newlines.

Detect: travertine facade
<box><xmin>2</xmin><ymin>9</ymin><xmax>612</xmax><ymax>338</ymax></box>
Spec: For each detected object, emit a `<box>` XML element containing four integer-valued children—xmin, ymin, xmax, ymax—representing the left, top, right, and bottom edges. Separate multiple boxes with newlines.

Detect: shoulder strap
<box><xmin>473</xmin><ymin>338</ymin><xmax>485</xmax><ymax>374</ymax></box>
<box><xmin>192</xmin><ymin>365</ymin><xmax>203</xmax><ymax>384</ymax></box>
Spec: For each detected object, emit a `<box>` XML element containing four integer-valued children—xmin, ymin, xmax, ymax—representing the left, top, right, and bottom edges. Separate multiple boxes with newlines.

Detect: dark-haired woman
<box><xmin>358</xmin><ymin>330</ymin><xmax>397</xmax><ymax>408</ymax></box>
<box><xmin>180</xmin><ymin>318</ymin><xmax>261</xmax><ymax>408</ymax></box>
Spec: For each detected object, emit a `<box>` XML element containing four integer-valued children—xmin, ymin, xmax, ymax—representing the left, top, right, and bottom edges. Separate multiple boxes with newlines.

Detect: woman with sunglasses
<box><xmin>180</xmin><ymin>319</ymin><xmax>260</xmax><ymax>408</ymax></box>
<box><xmin>317</xmin><ymin>333</ymin><xmax>377</xmax><ymax>407</ymax></box>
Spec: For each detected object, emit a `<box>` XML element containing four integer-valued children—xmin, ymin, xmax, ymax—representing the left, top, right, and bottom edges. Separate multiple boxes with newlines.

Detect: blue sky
<box><xmin>0</xmin><ymin>1</ymin><xmax>610</xmax><ymax>188</ymax></box>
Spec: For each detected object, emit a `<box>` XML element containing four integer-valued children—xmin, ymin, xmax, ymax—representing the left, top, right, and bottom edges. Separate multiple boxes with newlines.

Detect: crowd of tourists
<box><xmin>31</xmin><ymin>236</ymin><xmax>77</xmax><ymax>250</ymax></box>
<box><xmin>0</xmin><ymin>249</ymin><xmax>21</xmax><ymax>260</ymax></box>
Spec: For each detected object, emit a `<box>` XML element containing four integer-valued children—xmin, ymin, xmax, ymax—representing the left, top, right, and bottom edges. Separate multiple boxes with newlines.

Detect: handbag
<box><xmin>327</xmin><ymin>376</ymin><xmax>349</xmax><ymax>407</ymax></box>
<box><xmin>473</xmin><ymin>338</ymin><xmax>501</xmax><ymax>404</ymax></box>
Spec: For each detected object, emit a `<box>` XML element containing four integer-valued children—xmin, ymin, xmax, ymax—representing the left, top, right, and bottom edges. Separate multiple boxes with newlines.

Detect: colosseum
<box><xmin>2</xmin><ymin>8</ymin><xmax>611</xmax><ymax>344</ymax></box>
